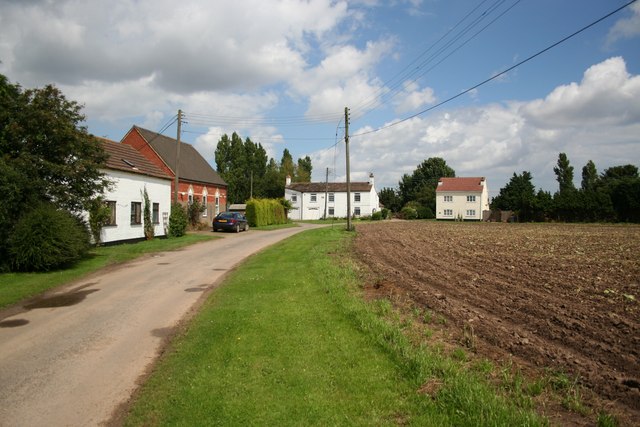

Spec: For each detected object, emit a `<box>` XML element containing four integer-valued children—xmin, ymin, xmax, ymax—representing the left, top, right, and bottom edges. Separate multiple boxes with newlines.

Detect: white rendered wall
<box><xmin>285</xmin><ymin>187</ymin><xmax>379</xmax><ymax>220</ymax></box>
<box><xmin>99</xmin><ymin>170</ymin><xmax>172</xmax><ymax>243</ymax></box>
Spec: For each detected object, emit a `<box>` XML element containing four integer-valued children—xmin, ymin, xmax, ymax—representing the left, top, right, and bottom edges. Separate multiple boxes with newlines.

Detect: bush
<box><xmin>400</xmin><ymin>206</ymin><xmax>418</xmax><ymax>220</ymax></box>
<box><xmin>8</xmin><ymin>203</ymin><xmax>90</xmax><ymax>271</ymax></box>
<box><xmin>381</xmin><ymin>208</ymin><xmax>390</xmax><ymax>219</ymax></box>
<box><xmin>187</xmin><ymin>199</ymin><xmax>206</xmax><ymax>228</ymax></box>
<box><xmin>371</xmin><ymin>211</ymin><xmax>383</xmax><ymax>221</ymax></box>
<box><xmin>168</xmin><ymin>203</ymin><xmax>188</xmax><ymax>237</ymax></box>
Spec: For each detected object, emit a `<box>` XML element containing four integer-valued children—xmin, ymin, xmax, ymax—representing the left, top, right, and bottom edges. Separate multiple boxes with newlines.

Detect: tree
<box><xmin>553</xmin><ymin>153</ymin><xmax>579</xmax><ymax>221</ymax></box>
<box><xmin>295</xmin><ymin>156</ymin><xmax>312</xmax><ymax>182</ymax></box>
<box><xmin>600</xmin><ymin>165</ymin><xmax>640</xmax><ymax>222</ymax></box>
<box><xmin>378</xmin><ymin>187</ymin><xmax>402</xmax><ymax>212</ymax></box>
<box><xmin>142</xmin><ymin>187</ymin><xmax>154</xmax><ymax>240</ymax></box>
<box><xmin>581</xmin><ymin>160</ymin><xmax>598</xmax><ymax>192</ymax></box>
<box><xmin>0</xmin><ymin>74</ymin><xmax>109</xmax><ymax>269</ymax></box>
<box><xmin>491</xmin><ymin>171</ymin><xmax>537</xmax><ymax>221</ymax></box>
<box><xmin>398</xmin><ymin>157</ymin><xmax>455</xmax><ymax>213</ymax></box>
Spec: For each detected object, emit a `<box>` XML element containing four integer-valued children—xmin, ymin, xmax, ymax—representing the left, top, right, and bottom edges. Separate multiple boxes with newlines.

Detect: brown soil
<box><xmin>353</xmin><ymin>221</ymin><xmax>640</xmax><ymax>425</ymax></box>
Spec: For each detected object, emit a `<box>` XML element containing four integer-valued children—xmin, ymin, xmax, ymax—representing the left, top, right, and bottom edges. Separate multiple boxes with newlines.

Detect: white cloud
<box><xmin>392</xmin><ymin>80</ymin><xmax>436</xmax><ymax>113</ymax></box>
<box><xmin>312</xmin><ymin>57</ymin><xmax>640</xmax><ymax>195</ymax></box>
<box><xmin>606</xmin><ymin>2</ymin><xmax>640</xmax><ymax>47</ymax></box>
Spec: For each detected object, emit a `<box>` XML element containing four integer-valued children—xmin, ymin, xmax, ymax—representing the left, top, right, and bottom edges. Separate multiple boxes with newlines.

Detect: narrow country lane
<box><xmin>0</xmin><ymin>224</ymin><xmax>319</xmax><ymax>427</ymax></box>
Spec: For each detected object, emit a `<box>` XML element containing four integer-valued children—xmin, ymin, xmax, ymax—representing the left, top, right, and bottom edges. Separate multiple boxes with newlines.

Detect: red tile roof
<box><xmin>436</xmin><ymin>177</ymin><xmax>485</xmax><ymax>192</ymax></box>
<box><xmin>97</xmin><ymin>137</ymin><xmax>171</xmax><ymax>180</ymax></box>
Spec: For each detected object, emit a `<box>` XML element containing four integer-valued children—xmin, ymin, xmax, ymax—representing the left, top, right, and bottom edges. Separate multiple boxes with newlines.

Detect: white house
<box><xmin>435</xmin><ymin>177</ymin><xmax>489</xmax><ymax>221</ymax></box>
<box><xmin>285</xmin><ymin>173</ymin><xmax>380</xmax><ymax>220</ymax></box>
<box><xmin>97</xmin><ymin>138</ymin><xmax>172</xmax><ymax>243</ymax></box>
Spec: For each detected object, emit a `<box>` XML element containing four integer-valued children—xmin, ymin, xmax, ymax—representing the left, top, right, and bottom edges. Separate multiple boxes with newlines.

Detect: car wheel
<box><xmin>244</xmin><ymin>224</ymin><xmax>249</xmax><ymax>231</ymax></box>
<box><xmin>235</xmin><ymin>224</ymin><xmax>240</xmax><ymax>233</ymax></box>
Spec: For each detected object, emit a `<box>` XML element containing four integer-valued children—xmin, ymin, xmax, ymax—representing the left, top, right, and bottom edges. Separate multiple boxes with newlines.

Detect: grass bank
<box><xmin>0</xmin><ymin>234</ymin><xmax>216</xmax><ymax>309</ymax></box>
<box><xmin>125</xmin><ymin>227</ymin><xmax>543</xmax><ymax>426</ymax></box>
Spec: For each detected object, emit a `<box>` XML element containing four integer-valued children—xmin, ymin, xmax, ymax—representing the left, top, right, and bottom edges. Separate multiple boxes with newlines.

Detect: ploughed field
<box><xmin>354</xmin><ymin>221</ymin><xmax>639</xmax><ymax>422</ymax></box>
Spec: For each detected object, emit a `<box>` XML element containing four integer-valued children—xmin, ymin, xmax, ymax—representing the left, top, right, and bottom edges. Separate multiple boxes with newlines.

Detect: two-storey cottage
<box><xmin>435</xmin><ymin>177</ymin><xmax>489</xmax><ymax>220</ymax></box>
<box><xmin>285</xmin><ymin>174</ymin><xmax>380</xmax><ymax>220</ymax></box>
<box><xmin>122</xmin><ymin>125</ymin><xmax>227</xmax><ymax>223</ymax></box>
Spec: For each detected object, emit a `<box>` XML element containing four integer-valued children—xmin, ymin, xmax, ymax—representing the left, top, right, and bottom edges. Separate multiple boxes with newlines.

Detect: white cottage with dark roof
<box><xmin>285</xmin><ymin>173</ymin><xmax>380</xmax><ymax>220</ymax></box>
<box><xmin>96</xmin><ymin>137</ymin><xmax>172</xmax><ymax>243</ymax></box>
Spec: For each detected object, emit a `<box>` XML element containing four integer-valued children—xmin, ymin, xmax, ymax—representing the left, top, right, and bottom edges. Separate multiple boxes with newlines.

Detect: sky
<box><xmin>1</xmin><ymin>0</ymin><xmax>639</xmax><ymax>197</ymax></box>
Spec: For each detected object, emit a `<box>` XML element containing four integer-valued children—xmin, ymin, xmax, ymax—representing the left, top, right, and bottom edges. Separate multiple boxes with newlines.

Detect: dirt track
<box><xmin>354</xmin><ymin>221</ymin><xmax>639</xmax><ymax>424</ymax></box>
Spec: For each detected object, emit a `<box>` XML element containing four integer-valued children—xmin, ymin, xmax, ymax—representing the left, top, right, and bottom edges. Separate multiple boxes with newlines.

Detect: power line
<box><xmin>352</xmin><ymin>0</ymin><xmax>638</xmax><ymax>139</ymax></box>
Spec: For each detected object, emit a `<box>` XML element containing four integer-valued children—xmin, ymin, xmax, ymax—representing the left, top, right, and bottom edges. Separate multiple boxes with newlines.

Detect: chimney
<box><xmin>285</xmin><ymin>175</ymin><xmax>291</xmax><ymax>186</ymax></box>
<box><xmin>368</xmin><ymin>172</ymin><xmax>374</xmax><ymax>187</ymax></box>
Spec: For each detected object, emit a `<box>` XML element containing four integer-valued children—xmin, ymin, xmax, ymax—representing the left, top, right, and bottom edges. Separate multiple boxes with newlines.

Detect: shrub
<box><xmin>142</xmin><ymin>187</ymin><xmax>154</xmax><ymax>240</ymax></box>
<box><xmin>381</xmin><ymin>208</ymin><xmax>390</xmax><ymax>219</ymax></box>
<box><xmin>88</xmin><ymin>196</ymin><xmax>112</xmax><ymax>246</ymax></box>
<box><xmin>8</xmin><ymin>203</ymin><xmax>90</xmax><ymax>271</ymax></box>
<box><xmin>187</xmin><ymin>199</ymin><xmax>206</xmax><ymax>228</ymax></box>
<box><xmin>168</xmin><ymin>203</ymin><xmax>188</xmax><ymax>237</ymax></box>
<box><xmin>400</xmin><ymin>206</ymin><xmax>418</xmax><ymax>220</ymax></box>
<box><xmin>371</xmin><ymin>211</ymin><xmax>383</xmax><ymax>221</ymax></box>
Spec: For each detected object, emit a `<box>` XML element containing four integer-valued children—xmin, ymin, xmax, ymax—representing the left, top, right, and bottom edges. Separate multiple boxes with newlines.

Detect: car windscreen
<box><xmin>217</xmin><ymin>213</ymin><xmax>234</xmax><ymax>219</ymax></box>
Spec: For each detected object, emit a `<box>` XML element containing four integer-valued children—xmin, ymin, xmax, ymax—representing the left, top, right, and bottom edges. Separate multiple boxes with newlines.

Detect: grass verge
<box><xmin>0</xmin><ymin>234</ymin><xmax>216</xmax><ymax>309</ymax></box>
<box><xmin>125</xmin><ymin>227</ymin><xmax>544</xmax><ymax>426</ymax></box>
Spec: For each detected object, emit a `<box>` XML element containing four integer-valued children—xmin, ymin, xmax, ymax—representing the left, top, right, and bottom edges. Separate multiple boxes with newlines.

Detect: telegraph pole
<box><xmin>174</xmin><ymin>109</ymin><xmax>182</xmax><ymax>203</ymax></box>
<box><xmin>323</xmin><ymin>167</ymin><xmax>329</xmax><ymax>219</ymax></box>
<box><xmin>345</xmin><ymin>107</ymin><xmax>352</xmax><ymax>231</ymax></box>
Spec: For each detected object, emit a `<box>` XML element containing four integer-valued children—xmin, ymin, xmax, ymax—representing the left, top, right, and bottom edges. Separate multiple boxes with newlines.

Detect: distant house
<box><xmin>285</xmin><ymin>173</ymin><xmax>380</xmax><ymax>220</ymax></box>
<box><xmin>96</xmin><ymin>138</ymin><xmax>172</xmax><ymax>243</ymax></box>
<box><xmin>121</xmin><ymin>126</ymin><xmax>227</xmax><ymax>223</ymax></box>
<box><xmin>435</xmin><ymin>177</ymin><xmax>489</xmax><ymax>221</ymax></box>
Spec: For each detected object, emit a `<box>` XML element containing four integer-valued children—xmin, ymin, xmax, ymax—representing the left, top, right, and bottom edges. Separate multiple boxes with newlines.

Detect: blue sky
<box><xmin>1</xmin><ymin>0</ymin><xmax>639</xmax><ymax>197</ymax></box>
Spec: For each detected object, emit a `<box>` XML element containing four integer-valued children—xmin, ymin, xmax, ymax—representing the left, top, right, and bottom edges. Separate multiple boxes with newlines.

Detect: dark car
<box><xmin>213</xmin><ymin>212</ymin><xmax>249</xmax><ymax>233</ymax></box>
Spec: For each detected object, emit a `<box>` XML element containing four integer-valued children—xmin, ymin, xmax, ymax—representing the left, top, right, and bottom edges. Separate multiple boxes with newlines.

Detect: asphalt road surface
<box><xmin>0</xmin><ymin>224</ymin><xmax>320</xmax><ymax>426</ymax></box>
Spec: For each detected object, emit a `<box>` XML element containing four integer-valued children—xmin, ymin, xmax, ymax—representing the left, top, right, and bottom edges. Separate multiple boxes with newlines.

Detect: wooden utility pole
<box><xmin>174</xmin><ymin>109</ymin><xmax>182</xmax><ymax>203</ymax></box>
<box><xmin>323</xmin><ymin>167</ymin><xmax>329</xmax><ymax>219</ymax></box>
<box><xmin>345</xmin><ymin>107</ymin><xmax>352</xmax><ymax>231</ymax></box>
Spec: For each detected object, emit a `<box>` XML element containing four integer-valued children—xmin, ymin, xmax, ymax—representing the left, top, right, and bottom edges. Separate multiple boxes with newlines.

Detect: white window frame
<box><xmin>444</xmin><ymin>209</ymin><xmax>453</xmax><ymax>216</ymax></box>
<box><xmin>328</xmin><ymin>193</ymin><xmax>334</xmax><ymax>202</ymax></box>
<box><xmin>310</xmin><ymin>193</ymin><xmax>317</xmax><ymax>203</ymax></box>
<box><xmin>291</xmin><ymin>194</ymin><xmax>297</xmax><ymax>203</ymax></box>
<box><xmin>328</xmin><ymin>207</ymin><xmax>334</xmax><ymax>216</ymax></box>
<box><xmin>202</xmin><ymin>194</ymin><xmax>208</xmax><ymax>217</ymax></box>
<box><xmin>354</xmin><ymin>207</ymin><xmax>361</xmax><ymax>216</ymax></box>
<box><xmin>467</xmin><ymin>195</ymin><xmax>476</xmax><ymax>202</ymax></box>
<box><xmin>354</xmin><ymin>192</ymin><xmax>361</xmax><ymax>202</ymax></box>
<box><xmin>466</xmin><ymin>209</ymin><xmax>476</xmax><ymax>217</ymax></box>
<box><xmin>444</xmin><ymin>195</ymin><xmax>453</xmax><ymax>202</ymax></box>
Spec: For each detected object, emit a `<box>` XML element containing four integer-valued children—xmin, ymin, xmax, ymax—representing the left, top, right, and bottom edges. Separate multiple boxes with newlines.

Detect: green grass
<box><xmin>125</xmin><ymin>228</ymin><xmax>544</xmax><ymax>426</ymax></box>
<box><xmin>0</xmin><ymin>235</ymin><xmax>216</xmax><ymax>309</ymax></box>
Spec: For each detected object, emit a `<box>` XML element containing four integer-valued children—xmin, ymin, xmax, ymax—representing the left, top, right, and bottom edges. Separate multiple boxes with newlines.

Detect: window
<box><xmin>466</xmin><ymin>209</ymin><xmax>476</xmax><ymax>217</ymax></box>
<box><xmin>354</xmin><ymin>207</ymin><xmax>361</xmax><ymax>216</ymax></box>
<box><xmin>202</xmin><ymin>194</ymin><xmax>208</xmax><ymax>217</ymax></box>
<box><xmin>188</xmin><ymin>193</ymin><xmax>194</xmax><ymax>205</ymax></box>
<box><xmin>354</xmin><ymin>192</ymin><xmax>361</xmax><ymax>202</ymax></box>
<box><xmin>152</xmin><ymin>203</ymin><xmax>160</xmax><ymax>224</ymax></box>
<box><xmin>215</xmin><ymin>195</ymin><xmax>220</xmax><ymax>215</ymax></box>
<box><xmin>328</xmin><ymin>207</ymin><xmax>334</xmax><ymax>216</ymax></box>
<box><xmin>467</xmin><ymin>195</ymin><xmax>476</xmax><ymax>202</ymax></box>
<box><xmin>310</xmin><ymin>193</ymin><xmax>317</xmax><ymax>202</ymax></box>
<box><xmin>291</xmin><ymin>195</ymin><xmax>297</xmax><ymax>203</ymax></box>
<box><xmin>444</xmin><ymin>195</ymin><xmax>453</xmax><ymax>202</ymax></box>
<box><xmin>444</xmin><ymin>209</ymin><xmax>453</xmax><ymax>216</ymax></box>
<box><xmin>130</xmin><ymin>202</ymin><xmax>142</xmax><ymax>225</ymax></box>
<box><xmin>328</xmin><ymin>193</ymin><xmax>334</xmax><ymax>202</ymax></box>
<box><xmin>105</xmin><ymin>200</ymin><xmax>117</xmax><ymax>225</ymax></box>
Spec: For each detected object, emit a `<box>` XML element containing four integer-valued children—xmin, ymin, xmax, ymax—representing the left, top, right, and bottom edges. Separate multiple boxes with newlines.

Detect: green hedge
<box><xmin>246</xmin><ymin>198</ymin><xmax>287</xmax><ymax>227</ymax></box>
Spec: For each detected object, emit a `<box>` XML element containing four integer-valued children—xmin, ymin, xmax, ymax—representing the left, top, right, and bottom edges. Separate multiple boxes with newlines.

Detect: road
<box><xmin>0</xmin><ymin>224</ymin><xmax>319</xmax><ymax>426</ymax></box>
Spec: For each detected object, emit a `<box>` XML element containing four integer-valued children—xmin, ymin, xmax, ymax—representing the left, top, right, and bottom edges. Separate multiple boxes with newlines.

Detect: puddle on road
<box><xmin>212</xmin><ymin>268</ymin><xmax>226</xmax><ymax>271</ymax></box>
<box><xmin>23</xmin><ymin>288</ymin><xmax>99</xmax><ymax>309</ymax></box>
<box><xmin>0</xmin><ymin>319</ymin><xmax>29</xmax><ymax>328</ymax></box>
<box><xmin>157</xmin><ymin>262</ymin><xmax>170</xmax><ymax>265</ymax></box>
<box><xmin>184</xmin><ymin>284</ymin><xmax>208</xmax><ymax>293</ymax></box>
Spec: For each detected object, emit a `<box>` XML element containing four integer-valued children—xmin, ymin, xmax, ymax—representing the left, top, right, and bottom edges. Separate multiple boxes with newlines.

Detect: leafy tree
<box><xmin>552</xmin><ymin>153</ymin><xmax>579</xmax><ymax>221</ymax></box>
<box><xmin>295</xmin><ymin>156</ymin><xmax>312</xmax><ymax>182</ymax></box>
<box><xmin>378</xmin><ymin>187</ymin><xmax>402</xmax><ymax>212</ymax></box>
<box><xmin>263</xmin><ymin>158</ymin><xmax>284</xmax><ymax>198</ymax></box>
<box><xmin>0</xmin><ymin>74</ymin><xmax>109</xmax><ymax>269</ymax></box>
<box><xmin>600</xmin><ymin>165</ymin><xmax>640</xmax><ymax>222</ymax></box>
<box><xmin>399</xmin><ymin>157</ymin><xmax>455</xmax><ymax>213</ymax></box>
<box><xmin>491</xmin><ymin>171</ymin><xmax>537</xmax><ymax>221</ymax></box>
<box><xmin>581</xmin><ymin>160</ymin><xmax>598</xmax><ymax>192</ymax></box>
<box><xmin>280</xmin><ymin>149</ymin><xmax>295</xmax><ymax>180</ymax></box>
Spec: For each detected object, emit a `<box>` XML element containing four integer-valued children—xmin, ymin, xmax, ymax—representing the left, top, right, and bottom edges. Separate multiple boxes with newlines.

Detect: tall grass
<box><xmin>125</xmin><ymin>228</ymin><xmax>544</xmax><ymax>426</ymax></box>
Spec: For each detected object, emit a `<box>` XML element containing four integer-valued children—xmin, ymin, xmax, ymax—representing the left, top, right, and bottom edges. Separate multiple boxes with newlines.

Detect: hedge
<box><xmin>246</xmin><ymin>198</ymin><xmax>287</xmax><ymax>227</ymax></box>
